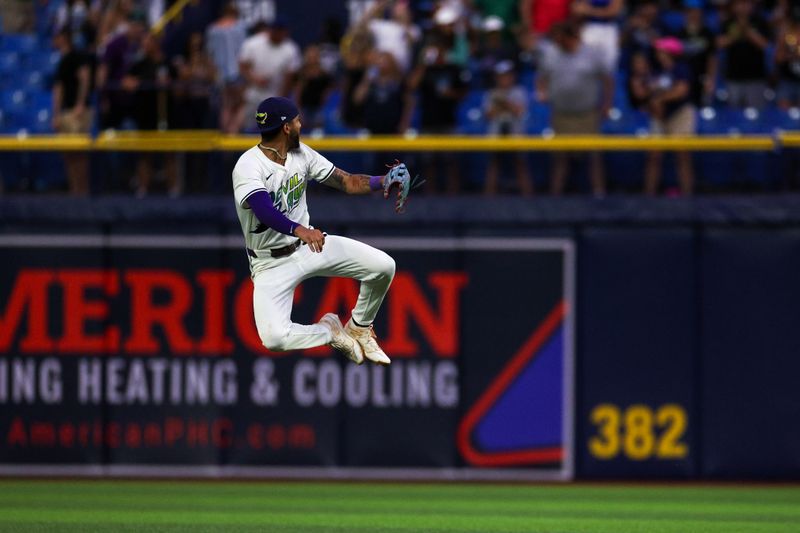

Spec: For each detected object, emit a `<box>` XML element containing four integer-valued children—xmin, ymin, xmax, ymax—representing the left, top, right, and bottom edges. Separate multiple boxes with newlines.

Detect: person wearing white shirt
<box><xmin>234</xmin><ymin>18</ymin><xmax>300</xmax><ymax>131</ymax></box>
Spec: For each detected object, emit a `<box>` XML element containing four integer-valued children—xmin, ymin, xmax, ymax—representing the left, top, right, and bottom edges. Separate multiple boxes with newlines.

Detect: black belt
<box><xmin>247</xmin><ymin>240</ymin><xmax>302</xmax><ymax>259</ymax></box>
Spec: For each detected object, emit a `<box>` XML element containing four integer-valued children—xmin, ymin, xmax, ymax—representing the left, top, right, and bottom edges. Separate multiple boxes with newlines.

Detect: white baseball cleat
<box><xmin>345</xmin><ymin>319</ymin><xmax>391</xmax><ymax>366</ymax></box>
<box><xmin>319</xmin><ymin>313</ymin><xmax>364</xmax><ymax>365</ymax></box>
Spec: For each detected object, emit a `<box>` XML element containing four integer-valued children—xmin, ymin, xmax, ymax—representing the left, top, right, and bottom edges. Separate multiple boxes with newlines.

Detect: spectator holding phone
<box><xmin>483</xmin><ymin>60</ymin><xmax>532</xmax><ymax>195</ymax></box>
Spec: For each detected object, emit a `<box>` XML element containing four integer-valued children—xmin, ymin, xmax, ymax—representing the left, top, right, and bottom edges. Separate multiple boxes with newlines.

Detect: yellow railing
<box><xmin>0</xmin><ymin>131</ymin><xmax>792</xmax><ymax>152</ymax></box>
<box><xmin>150</xmin><ymin>0</ymin><xmax>195</xmax><ymax>35</ymax></box>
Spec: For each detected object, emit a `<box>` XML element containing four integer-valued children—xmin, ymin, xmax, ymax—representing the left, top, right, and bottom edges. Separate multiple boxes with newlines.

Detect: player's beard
<box><xmin>288</xmin><ymin>128</ymin><xmax>300</xmax><ymax>151</ymax></box>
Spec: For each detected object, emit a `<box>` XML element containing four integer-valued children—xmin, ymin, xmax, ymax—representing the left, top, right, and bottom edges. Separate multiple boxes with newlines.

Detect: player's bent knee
<box><xmin>380</xmin><ymin>255</ymin><xmax>396</xmax><ymax>280</ymax></box>
<box><xmin>260</xmin><ymin>328</ymin><xmax>290</xmax><ymax>351</ymax></box>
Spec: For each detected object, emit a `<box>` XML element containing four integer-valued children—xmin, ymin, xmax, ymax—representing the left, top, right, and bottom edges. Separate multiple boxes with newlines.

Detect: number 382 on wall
<box><xmin>588</xmin><ymin>403</ymin><xmax>688</xmax><ymax>461</ymax></box>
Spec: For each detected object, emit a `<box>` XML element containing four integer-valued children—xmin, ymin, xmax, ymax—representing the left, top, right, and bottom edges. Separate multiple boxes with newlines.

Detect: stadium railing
<box><xmin>0</xmin><ymin>131</ymin><xmax>791</xmax><ymax>152</ymax></box>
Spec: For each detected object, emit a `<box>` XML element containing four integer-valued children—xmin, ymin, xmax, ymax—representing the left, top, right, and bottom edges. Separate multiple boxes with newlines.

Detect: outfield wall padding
<box><xmin>0</xmin><ymin>196</ymin><xmax>798</xmax><ymax>479</ymax></box>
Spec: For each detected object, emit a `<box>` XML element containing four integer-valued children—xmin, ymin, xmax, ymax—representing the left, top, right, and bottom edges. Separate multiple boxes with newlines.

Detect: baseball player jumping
<box><xmin>232</xmin><ymin>97</ymin><xmax>420</xmax><ymax>365</ymax></box>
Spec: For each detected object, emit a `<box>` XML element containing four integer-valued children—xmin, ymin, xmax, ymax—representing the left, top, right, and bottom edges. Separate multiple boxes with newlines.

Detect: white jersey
<box><xmin>232</xmin><ymin>142</ymin><xmax>335</xmax><ymax>276</ymax></box>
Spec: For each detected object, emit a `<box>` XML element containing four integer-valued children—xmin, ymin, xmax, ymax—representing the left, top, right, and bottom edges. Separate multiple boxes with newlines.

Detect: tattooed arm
<box><xmin>323</xmin><ymin>167</ymin><xmax>383</xmax><ymax>195</ymax></box>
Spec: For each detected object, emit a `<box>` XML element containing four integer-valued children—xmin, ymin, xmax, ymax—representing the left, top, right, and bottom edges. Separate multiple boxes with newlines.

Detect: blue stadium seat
<box><xmin>0</xmin><ymin>52</ymin><xmax>20</xmax><ymax>78</ymax></box>
<box><xmin>457</xmin><ymin>90</ymin><xmax>487</xmax><ymax>134</ymax></box>
<box><xmin>31</xmin><ymin>90</ymin><xmax>52</xmax><ymax>110</ymax></box>
<box><xmin>734</xmin><ymin>107</ymin><xmax>774</xmax><ymax>134</ymax></box>
<box><xmin>602</xmin><ymin>108</ymin><xmax>649</xmax><ymax>135</ymax></box>
<box><xmin>775</xmin><ymin>107</ymin><xmax>800</xmax><ymax>131</ymax></box>
<box><xmin>696</xmin><ymin>107</ymin><xmax>736</xmax><ymax>135</ymax></box>
<box><xmin>14</xmin><ymin>70</ymin><xmax>46</xmax><ymax>91</ymax></box>
<box><xmin>27</xmin><ymin>49</ymin><xmax>60</xmax><ymax>76</ymax></box>
<box><xmin>458</xmin><ymin>105</ymin><xmax>487</xmax><ymax>134</ymax></box>
<box><xmin>525</xmin><ymin>100</ymin><xmax>550</xmax><ymax>134</ymax></box>
<box><xmin>2</xmin><ymin>89</ymin><xmax>27</xmax><ymax>113</ymax></box>
<box><xmin>29</xmin><ymin>106</ymin><xmax>53</xmax><ymax>133</ymax></box>
<box><xmin>1</xmin><ymin>33</ymin><xmax>40</xmax><ymax>54</ymax></box>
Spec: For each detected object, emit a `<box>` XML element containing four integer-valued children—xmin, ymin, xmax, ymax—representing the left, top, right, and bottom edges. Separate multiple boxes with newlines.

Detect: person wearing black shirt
<box><xmin>718</xmin><ymin>0</ymin><xmax>771</xmax><ymax>109</ymax></box>
<box><xmin>294</xmin><ymin>44</ymin><xmax>334</xmax><ymax>130</ymax></box>
<box><xmin>340</xmin><ymin>26</ymin><xmax>374</xmax><ymax>129</ymax></box>
<box><xmin>353</xmin><ymin>51</ymin><xmax>412</xmax><ymax>134</ymax></box>
<box><xmin>52</xmin><ymin>29</ymin><xmax>93</xmax><ymax>195</ymax></box>
<box><xmin>124</xmin><ymin>34</ymin><xmax>179</xmax><ymax>196</ymax></box>
<box><xmin>675</xmin><ymin>0</ymin><xmax>717</xmax><ymax>106</ymax></box>
<box><xmin>408</xmin><ymin>37</ymin><xmax>469</xmax><ymax>193</ymax></box>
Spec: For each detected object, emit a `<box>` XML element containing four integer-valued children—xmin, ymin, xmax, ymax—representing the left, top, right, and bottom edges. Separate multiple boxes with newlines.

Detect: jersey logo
<box><xmin>275</xmin><ymin>173</ymin><xmax>306</xmax><ymax>213</ymax></box>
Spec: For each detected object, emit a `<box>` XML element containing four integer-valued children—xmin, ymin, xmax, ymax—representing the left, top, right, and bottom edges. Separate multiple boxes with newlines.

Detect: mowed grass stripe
<box><xmin>1</xmin><ymin>491</ymin><xmax>799</xmax><ymax>522</ymax></box>
<box><xmin>0</xmin><ymin>481</ymin><xmax>798</xmax><ymax>533</ymax></box>
<box><xmin>2</xmin><ymin>510</ymin><xmax>799</xmax><ymax>533</ymax></box>
<box><xmin>2</xmin><ymin>507</ymin><xmax>800</xmax><ymax>533</ymax></box>
<box><xmin>3</xmin><ymin>480</ymin><xmax>799</xmax><ymax>502</ymax></box>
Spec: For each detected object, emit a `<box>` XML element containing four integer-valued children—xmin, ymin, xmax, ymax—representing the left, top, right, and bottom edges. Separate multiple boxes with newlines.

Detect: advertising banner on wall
<box><xmin>0</xmin><ymin>235</ymin><xmax>574</xmax><ymax>480</ymax></box>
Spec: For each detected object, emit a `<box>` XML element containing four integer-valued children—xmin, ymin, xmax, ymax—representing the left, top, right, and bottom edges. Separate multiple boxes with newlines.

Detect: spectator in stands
<box><xmin>125</xmin><ymin>33</ymin><xmax>179</xmax><ymax>196</ymax></box>
<box><xmin>483</xmin><ymin>60</ymin><xmax>532</xmax><ymax>196</ymax></box>
<box><xmin>775</xmin><ymin>4</ymin><xmax>800</xmax><ymax>109</ymax></box>
<box><xmin>718</xmin><ymin>0</ymin><xmax>771</xmax><ymax>109</ymax></box>
<box><xmin>636</xmin><ymin>38</ymin><xmax>695</xmax><ymax>195</ymax></box>
<box><xmin>627</xmin><ymin>50</ymin><xmax>653</xmax><ymax>110</ymax></box>
<box><xmin>53</xmin><ymin>0</ymin><xmax>97</xmax><ymax>51</ymax></box>
<box><xmin>408</xmin><ymin>34</ymin><xmax>470</xmax><ymax>193</ymax></box>
<box><xmin>172</xmin><ymin>32</ymin><xmax>217</xmax><ymax>129</ymax></box>
<box><xmin>96</xmin><ymin>8</ymin><xmax>146</xmax><ymax>129</ymax></box>
<box><xmin>233</xmin><ymin>18</ymin><xmax>301</xmax><ymax>132</ymax></box>
<box><xmin>96</xmin><ymin>0</ymin><xmax>135</xmax><ymax>52</ymax></box>
<box><xmin>52</xmin><ymin>28</ymin><xmax>93</xmax><ymax>195</ymax></box>
<box><xmin>473</xmin><ymin>0</ymin><xmax>521</xmax><ymax>44</ymax></box>
<box><xmin>430</xmin><ymin>5</ymin><xmax>470</xmax><ymax>67</ymax></box>
<box><xmin>356</xmin><ymin>0</ymin><xmax>421</xmax><ymax>73</ymax></box>
<box><xmin>294</xmin><ymin>45</ymin><xmax>334</xmax><ymax>131</ymax></box>
<box><xmin>537</xmin><ymin>21</ymin><xmax>612</xmax><ymax>196</ymax></box>
<box><xmin>519</xmin><ymin>0</ymin><xmax>571</xmax><ymax>49</ymax></box>
<box><xmin>353</xmin><ymin>51</ymin><xmax>412</xmax><ymax>134</ymax></box>
<box><xmin>474</xmin><ymin>16</ymin><xmax>518</xmax><ymax>88</ymax></box>
<box><xmin>340</xmin><ymin>24</ymin><xmax>374</xmax><ymax>129</ymax></box>
<box><xmin>318</xmin><ymin>17</ymin><xmax>344</xmax><ymax>72</ymax></box>
<box><xmin>621</xmin><ymin>0</ymin><xmax>663</xmax><ymax>65</ymax></box>
<box><xmin>572</xmin><ymin>0</ymin><xmax>624</xmax><ymax>72</ymax></box>
<box><xmin>675</xmin><ymin>0</ymin><xmax>718</xmax><ymax>107</ymax></box>
<box><xmin>206</xmin><ymin>2</ymin><xmax>247</xmax><ymax>133</ymax></box>
<box><xmin>232</xmin><ymin>0</ymin><xmax>274</xmax><ymax>32</ymax></box>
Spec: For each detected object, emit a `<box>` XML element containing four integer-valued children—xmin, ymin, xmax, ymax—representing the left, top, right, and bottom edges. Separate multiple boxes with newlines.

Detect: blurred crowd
<box><xmin>10</xmin><ymin>0</ymin><xmax>800</xmax><ymax>195</ymax></box>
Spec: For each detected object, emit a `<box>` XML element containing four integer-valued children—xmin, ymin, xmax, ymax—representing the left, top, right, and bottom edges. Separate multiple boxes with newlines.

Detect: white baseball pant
<box><xmin>252</xmin><ymin>235</ymin><xmax>395</xmax><ymax>351</ymax></box>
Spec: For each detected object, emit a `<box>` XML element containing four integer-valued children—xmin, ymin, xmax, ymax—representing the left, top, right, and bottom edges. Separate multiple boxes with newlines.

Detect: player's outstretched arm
<box><xmin>324</xmin><ymin>163</ymin><xmax>424</xmax><ymax>213</ymax></box>
<box><xmin>323</xmin><ymin>167</ymin><xmax>379</xmax><ymax>195</ymax></box>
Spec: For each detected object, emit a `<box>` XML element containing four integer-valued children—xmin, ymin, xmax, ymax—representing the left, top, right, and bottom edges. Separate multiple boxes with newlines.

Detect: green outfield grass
<box><xmin>0</xmin><ymin>479</ymin><xmax>798</xmax><ymax>532</ymax></box>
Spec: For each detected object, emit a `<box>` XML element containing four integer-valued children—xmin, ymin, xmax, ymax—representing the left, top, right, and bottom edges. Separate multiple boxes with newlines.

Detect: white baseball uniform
<box><xmin>232</xmin><ymin>142</ymin><xmax>395</xmax><ymax>351</ymax></box>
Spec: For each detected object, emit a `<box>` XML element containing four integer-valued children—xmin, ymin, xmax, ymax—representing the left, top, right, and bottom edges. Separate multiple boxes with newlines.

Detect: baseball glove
<box><xmin>383</xmin><ymin>161</ymin><xmax>425</xmax><ymax>214</ymax></box>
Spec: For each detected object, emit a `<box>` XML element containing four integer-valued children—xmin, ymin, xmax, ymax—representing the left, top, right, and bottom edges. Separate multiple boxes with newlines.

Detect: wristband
<box><xmin>369</xmin><ymin>175</ymin><xmax>383</xmax><ymax>191</ymax></box>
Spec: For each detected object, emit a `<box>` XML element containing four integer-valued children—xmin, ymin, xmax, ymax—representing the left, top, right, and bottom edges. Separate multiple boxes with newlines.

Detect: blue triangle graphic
<box><xmin>475</xmin><ymin>325</ymin><xmax>564</xmax><ymax>452</ymax></box>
